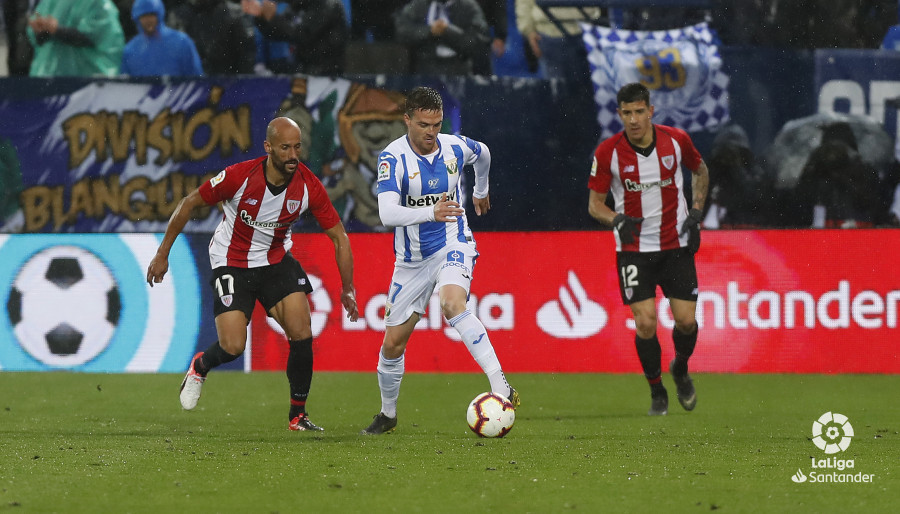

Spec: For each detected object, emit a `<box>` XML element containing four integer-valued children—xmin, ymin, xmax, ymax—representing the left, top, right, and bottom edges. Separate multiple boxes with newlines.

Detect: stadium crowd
<box><xmin>0</xmin><ymin>0</ymin><xmax>898</xmax><ymax>228</ymax></box>
<box><xmin>3</xmin><ymin>1</ymin><xmax>896</xmax><ymax>79</ymax></box>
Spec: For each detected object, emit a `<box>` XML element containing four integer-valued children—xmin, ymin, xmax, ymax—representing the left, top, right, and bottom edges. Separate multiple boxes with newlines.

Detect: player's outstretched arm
<box><xmin>146</xmin><ymin>189</ymin><xmax>207</xmax><ymax>287</ymax></box>
<box><xmin>323</xmin><ymin>222</ymin><xmax>359</xmax><ymax>321</ymax></box>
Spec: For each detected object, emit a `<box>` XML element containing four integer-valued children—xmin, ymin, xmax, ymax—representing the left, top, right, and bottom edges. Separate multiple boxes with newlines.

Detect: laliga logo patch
<box><xmin>789</xmin><ymin>411</ymin><xmax>873</xmax><ymax>484</ymax></box>
<box><xmin>210</xmin><ymin>169</ymin><xmax>226</xmax><ymax>187</ymax></box>
<box><xmin>377</xmin><ymin>161</ymin><xmax>391</xmax><ymax>182</ymax></box>
<box><xmin>812</xmin><ymin>412</ymin><xmax>853</xmax><ymax>454</ymax></box>
<box><xmin>287</xmin><ymin>200</ymin><xmax>300</xmax><ymax>214</ymax></box>
<box><xmin>661</xmin><ymin>155</ymin><xmax>675</xmax><ymax>169</ymax></box>
<box><xmin>590</xmin><ymin>156</ymin><xmax>598</xmax><ymax>176</ymax></box>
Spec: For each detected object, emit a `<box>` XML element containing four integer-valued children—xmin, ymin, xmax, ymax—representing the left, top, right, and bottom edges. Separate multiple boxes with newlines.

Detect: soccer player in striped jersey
<box><xmin>147</xmin><ymin>117</ymin><xmax>359</xmax><ymax>431</ymax></box>
<box><xmin>587</xmin><ymin>83</ymin><xmax>709</xmax><ymax>416</ymax></box>
<box><xmin>361</xmin><ymin>86</ymin><xmax>518</xmax><ymax>435</ymax></box>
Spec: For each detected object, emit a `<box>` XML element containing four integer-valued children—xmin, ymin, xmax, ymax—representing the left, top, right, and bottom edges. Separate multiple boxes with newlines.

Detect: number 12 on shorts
<box><xmin>620</xmin><ymin>265</ymin><xmax>638</xmax><ymax>287</ymax></box>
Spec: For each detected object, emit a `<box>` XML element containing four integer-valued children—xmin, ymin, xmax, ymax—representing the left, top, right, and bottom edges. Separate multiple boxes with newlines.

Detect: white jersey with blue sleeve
<box><xmin>376</xmin><ymin>132</ymin><xmax>489</xmax><ymax>263</ymax></box>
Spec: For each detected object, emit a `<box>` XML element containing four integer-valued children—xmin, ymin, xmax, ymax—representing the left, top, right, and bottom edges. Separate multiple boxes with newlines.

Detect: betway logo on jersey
<box><xmin>240</xmin><ymin>210</ymin><xmax>290</xmax><ymax>229</ymax></box>
<box><xmin>624</xmin><ymin>177</ymin><xmax>673</xmax><ymax>192</ymax></box>
<box><xmin>406</xmin><ymin>190</ymin><xmax>457</xmax><ymax>208</ymax></box>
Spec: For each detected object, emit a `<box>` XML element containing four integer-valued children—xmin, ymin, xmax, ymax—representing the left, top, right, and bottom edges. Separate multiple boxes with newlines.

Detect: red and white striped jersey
<box><xmin>198</xmin><ymin>156</ymin><xmax>340</xmax><ymax>268</ymax></box>
<box><xmin>588</xmin><ymin>125</ymin><xmax>702</xmax><ymax>252</ymax></box>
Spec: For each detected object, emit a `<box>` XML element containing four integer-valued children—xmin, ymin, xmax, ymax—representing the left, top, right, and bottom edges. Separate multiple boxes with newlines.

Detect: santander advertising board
<box><xmin>248</xmin><ymin>230</ymin><xmax>899</xmax><ymax>374</ymax></box>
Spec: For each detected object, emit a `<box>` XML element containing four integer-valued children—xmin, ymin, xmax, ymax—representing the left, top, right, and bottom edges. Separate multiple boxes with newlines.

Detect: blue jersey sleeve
<box><xmin>455</xmin><ymin>135</ymin><xmax>482</xmax><ymax>165</ymax></box>
<box><xmin>376</xmin><ymin>151</ymin><xmax>399</xmax><ymax>194</ymax></box>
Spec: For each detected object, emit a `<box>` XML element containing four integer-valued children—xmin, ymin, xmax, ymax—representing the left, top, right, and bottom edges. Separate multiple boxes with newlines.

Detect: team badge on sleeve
<box><xmin>590</xmin><ymin>156</ymin><xmax>598</xmax><ymax>176</ymax></box>
<box><xmin>210</xmin><ymin>169</ymin><xmax>227</xmax><ymax>187</ymax></box>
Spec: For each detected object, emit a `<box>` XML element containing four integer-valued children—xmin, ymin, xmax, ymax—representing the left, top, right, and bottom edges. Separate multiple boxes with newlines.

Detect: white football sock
<box><xmin>448</xmin><ymin>310</ymin><xmax>510</xmax><ymax>396</ymax></box>
<box><xmin>377</xmin><ymin>351</ymin><xmax>404</xmax><ymax>419</ymax></box>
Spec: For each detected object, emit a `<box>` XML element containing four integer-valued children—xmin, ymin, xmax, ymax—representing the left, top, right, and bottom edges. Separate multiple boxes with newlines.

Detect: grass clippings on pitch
<box><xmin>1</xmin><ymin>372</ymin><xmax>897</xmax><ymax>513</ymax></box>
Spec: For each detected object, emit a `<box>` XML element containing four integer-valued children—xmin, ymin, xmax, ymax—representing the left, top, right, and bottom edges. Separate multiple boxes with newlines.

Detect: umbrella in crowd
<box><xmin>767</xmin><ymin>112</ymin><xmax>894</xmax><ymax>189</ymax></box>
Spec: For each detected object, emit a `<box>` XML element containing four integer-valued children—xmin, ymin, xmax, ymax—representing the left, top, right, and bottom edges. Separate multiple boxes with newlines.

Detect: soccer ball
<box><xmin>466</xmin><ymin>392</ymin><xmax>515</xmax><ymax>438</ymax></box>
<box><xmin>6</xmin><ymin>245</ymin><xmax>120</xmax><ymax>367</ymax></box>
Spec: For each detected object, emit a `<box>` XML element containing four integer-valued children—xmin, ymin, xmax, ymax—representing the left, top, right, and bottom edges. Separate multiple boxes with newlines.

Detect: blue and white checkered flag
<box><xmin>581</xmin><ymin>22</ymin><xmax>729</xmax><ymax>139</ymax></box>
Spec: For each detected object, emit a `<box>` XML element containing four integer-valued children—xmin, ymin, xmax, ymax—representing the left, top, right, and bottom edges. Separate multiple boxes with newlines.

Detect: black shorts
<box><xmin>210</xmin><ymin>254</ymin><xmax>314</xmax><ymax>320</ymax></box>
<box><xmin>615</xmin><ymin>248</ymin><xmax>698</xmax><ymax>305</ymax></box>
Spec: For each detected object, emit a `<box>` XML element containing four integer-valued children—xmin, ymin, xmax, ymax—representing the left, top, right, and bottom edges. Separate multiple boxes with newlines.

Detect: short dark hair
<box><xmin>617</xmin><ymin>83</ymin><xmax>651</xmax><ymax>107</ymax></box>
<box><xmin>404</xmin><ymin>87</ymin><xmax>443</xmax><ymax>116</ymax></box>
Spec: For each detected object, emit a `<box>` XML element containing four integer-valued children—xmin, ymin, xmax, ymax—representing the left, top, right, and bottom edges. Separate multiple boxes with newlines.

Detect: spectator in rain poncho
<box><xmin>121</xmin><ymin>0</ymin><xmax>204</xmax><ymax>77</ymax></box>
<box><xmin>26</xmin><ymin>0</ymin><xmax>125</xmax><ymax>77</ymax></box>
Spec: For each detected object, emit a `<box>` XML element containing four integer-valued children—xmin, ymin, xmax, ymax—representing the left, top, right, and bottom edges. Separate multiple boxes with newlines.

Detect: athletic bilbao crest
<box><xmin>662</xmin><ymin>155</ymin><xmax>675</xmax><ymax>169</ymax></box>
<box><xmin>286</xmin><ymin>200</ymin><xmax>300</xmax><ymax>213</ymax></box>
<box><xmin>220</xmin><ymin>294</ymin><xmax>233</xmax><ymax>307</ymax></box>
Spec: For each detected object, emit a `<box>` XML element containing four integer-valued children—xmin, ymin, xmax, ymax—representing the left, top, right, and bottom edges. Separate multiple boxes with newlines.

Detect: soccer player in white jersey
<box><xmin>147</xmin><ymin>117</ymin><xmax>359</xmax><ymax>431</ymax></box>
<box><xmin>361</xmin><ymin>86</ymin><xmax>519</xmax><ymax>435</ymax></box>
<box><xmin>587</xmin><ymin>83</ymin><xmax>709</xmax><ymax>416</ymax></box>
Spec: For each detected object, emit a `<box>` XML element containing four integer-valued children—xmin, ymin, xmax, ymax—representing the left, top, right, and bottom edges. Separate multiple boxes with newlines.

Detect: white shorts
<box><xmin>384</xmin><ymin>243</ymin><xmax>478</xmax><ymax>326</ymax></box>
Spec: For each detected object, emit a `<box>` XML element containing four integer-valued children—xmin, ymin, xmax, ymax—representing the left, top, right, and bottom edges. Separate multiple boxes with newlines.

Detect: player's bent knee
<box><xmin>674</xmin><ymin>319</ymin><xmax>698</xmax><ymax>334</ymax></box>
<box><xmin>218</xmin><ymin>338</ymin><xmax>247</xmax><ymax>356</ymax></box>
<box><xmin>280</xmin><ymin>318</ymin><xmax>312</xmax><ymax>342</ymax></box>
<box><xmin>441</xmin><ymin>303</ymin><xmax>466</xmax><ymax>320</ymax></box>
<box><xmin>633</xmin><ymin>318</ymin><xmax>658</xmax><ymax>337</ymax></box>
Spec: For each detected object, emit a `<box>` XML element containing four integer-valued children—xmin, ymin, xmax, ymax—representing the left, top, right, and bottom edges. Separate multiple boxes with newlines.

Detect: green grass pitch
<box><xmin>1</xmin><ymin>372</ymin><xmax>897</xmax><ymax>512</ymax></box>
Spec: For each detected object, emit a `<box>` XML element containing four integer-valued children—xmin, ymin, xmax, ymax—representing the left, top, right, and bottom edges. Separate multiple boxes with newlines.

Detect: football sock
<box><xmin>672</xmin><ymin>324</ymin><xmax>698</xmax><ymax>376</ymax></box>
<box><xmin>195</xmin><ymin>341</ymin><xmax>239</xmax><ymax>376</ymax></box>
<box><xmin>287</xmin><ymin>338</ymin><xmax>313</xmax><ymax>419</ymax></box>
<box><xmin>377</xmin><ymin>351</ymin><xmax>404</xmax><ymax>419</ymax></box>
<box><xmin>448</xmin><ymin>310</ymin><xmax>510</xmax><ymax>395</ymax></box>
<box><xmin>634</xmin><ymin>334</ymin><xmax>664</xmax><ymax>392</ymax></box>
